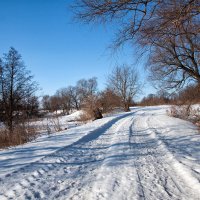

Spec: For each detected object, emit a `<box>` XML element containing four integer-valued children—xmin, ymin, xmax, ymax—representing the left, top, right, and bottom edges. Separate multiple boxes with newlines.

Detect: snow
<box><xmin>0</xmin><ymin>111</ymin><xmax>126</xmax><ymax>177</ymax></box>
<box><xmin>0</xmin><ymin>106</ymin><xmax>200</xmax><ymax>200</ymax></box>
<box><xmin>30</xmin><ymin>110</ymin><xmax>84</xmax><ymax>132</ymax></box>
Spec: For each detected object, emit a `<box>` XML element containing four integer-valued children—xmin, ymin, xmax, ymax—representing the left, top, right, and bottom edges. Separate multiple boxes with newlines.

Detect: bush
<box><xmin>167</xmin><ymin>105</ymin><xmax>200</xmax><ymax>128</ymax></box>
<box><xmin>48</xmin><ymin>114</ymin><xmax>62</xmax><ymax>132</ymax></box>
<box><xmin>78</xmin><ymin>111</ymin><xmax>92</xmax><ymax>122</ymax></box>
<box><xmin>167</xmin><ymin>105</ymin><xmax>191</xmax><ymax>119</ymax></box>
<box><xmin>77</xmin><ymin>107</ymin><xmax>103</xmax><ymax>122</ymax></box>
<box><xmin>77</xmin><ymin>94</ymin><xmax>103</xmax><ymax>121</ymax></box>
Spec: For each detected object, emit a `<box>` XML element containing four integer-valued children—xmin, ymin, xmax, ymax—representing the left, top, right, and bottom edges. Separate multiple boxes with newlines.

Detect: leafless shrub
<box><xmin>47</xmin><ymin>114</ymin><xmax>62</xmax><ymax>132</ymax></box>
<box><xmin>78</xmin><ymin>111</ymin><xmax>92</xmax><ymax>122</ymax></box>
<box><xmin>79</xmin><ymin>95</ymin><xmax>103</xmax><ymax>121</ymax></box>
<box><xmin>46</xmin><ymin>123</ymin><xmax>52</xmax><ymax>135</ymax></box>
<box><xmin>167</xmin><ymin>105</ymin><xmax>200</xmax><ymax>128</ymax></box>
<box><xmin>167</xmin><ymin>105</ymin><xmax>191</xmax><ymax>119</ymax></box>
<box><xmin>190</xmin><ymin>107</ymin><xmax>200</xmax><ymax>127</ymax></box>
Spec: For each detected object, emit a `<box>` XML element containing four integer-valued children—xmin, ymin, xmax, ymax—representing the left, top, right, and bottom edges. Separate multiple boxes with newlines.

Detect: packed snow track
<box><xmin>0</xmin><ymin>106</ymin><xmax>200</xmax><ymax>200</ymax></box>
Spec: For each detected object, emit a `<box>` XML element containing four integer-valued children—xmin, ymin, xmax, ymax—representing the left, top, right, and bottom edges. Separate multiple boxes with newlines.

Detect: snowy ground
<box><xmin>0</xmin><ymin>106</ymin><xmax>200</xmax><ymax>200</ymax></box>
<box><xmin>30</xmin><ymin>110</ymin><xmax>84</xmax><ymax>133</ymax></box>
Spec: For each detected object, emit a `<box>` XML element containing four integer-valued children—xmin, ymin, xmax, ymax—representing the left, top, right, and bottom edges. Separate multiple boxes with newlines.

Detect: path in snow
<box><xmin>0</xmin><ymin>106</ymin><xmax>200</xmax><ymax>200</ymax></box>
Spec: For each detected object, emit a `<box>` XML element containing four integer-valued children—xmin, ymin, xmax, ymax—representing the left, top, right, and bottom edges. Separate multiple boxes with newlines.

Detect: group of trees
<box><xmin>171</xmin><ymin>83</ymin><xmax>200</xmax><ymax>105</ymax></box>
<box><xmin>42</xmin><ymin>77</ymin><xmax>98</xmax><ymax>114</ymax></box>
<box><xmin>139</xmin><ymin>83</ymin><xmax>200</xmax><ymax>106</ymax></box>
<box><xmin>42</xmin><ymin>64</ymin><xmax>141</xmax><ymax>117</ymax></box>
<box><xmin>139</xmin><ymin>92</ymin><xmax>170</xmax><ymax>106</ymax></box>
<box><xmin>73</xmin><ymin>0</ymin><xmax>200</xmax><ymax>90</ymax></box>
<box><xmin>0</xmin><ymin>47</ymin><xmax>38</xmax><ymax>134</ymax></box>
<box><xmin>0</xmin><ymin>47</ymin><xmax>140</xmax><ymax>138</ymax></box>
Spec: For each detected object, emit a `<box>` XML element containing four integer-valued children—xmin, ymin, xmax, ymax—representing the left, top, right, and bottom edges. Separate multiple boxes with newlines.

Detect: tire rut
<box><xmin>0</xmin><ymin>113</ymin><xmax>135</xmax><ymax>200</ymax></box>
<box><xmin>130</xmin><ymin>115</ymin><xmax>199</xmax><ymax>200</ymax></box>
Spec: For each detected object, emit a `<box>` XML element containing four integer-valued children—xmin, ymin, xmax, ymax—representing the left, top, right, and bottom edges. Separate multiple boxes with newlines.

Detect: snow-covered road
<box><xmin>0</xmin><ymin>106</ymin><xmax>200</xmax><ymax>200</ymax></box>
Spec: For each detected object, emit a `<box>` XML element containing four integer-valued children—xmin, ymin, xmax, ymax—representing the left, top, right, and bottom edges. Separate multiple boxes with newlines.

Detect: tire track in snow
<box><xmin>1</xmin><ymin>107</ymin><xmax>199</xmax><ymax>200</ymax></box>
<box><xmin>129</xmin><ymin>124</ymin><xmax>146</xmax><ymax>200</ymax></box>
<box><xmin>146</xmin><ymin>116</ymin><xmax>200</xmax><ymax>198</ymax></box>
<box><xmin>0</xmin><ymin>112</ymin><xmax>134</xmax><ymax>200</ymax></box>
<box><xmin>88</xmin><ymin>115</ymin><xmax>138</xmax><ymax>200</ymax></box>
<box><xmin>130</xmin><ymin>113</ymin><xmax>200</xmax><ymax>200</ymax></box>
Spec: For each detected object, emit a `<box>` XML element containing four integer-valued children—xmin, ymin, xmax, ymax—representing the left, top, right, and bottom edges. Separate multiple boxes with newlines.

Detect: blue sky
<box><xmin>0</xmin><ymin>0</ymin><xmax>155</xmax><ymax>99</ymax></box>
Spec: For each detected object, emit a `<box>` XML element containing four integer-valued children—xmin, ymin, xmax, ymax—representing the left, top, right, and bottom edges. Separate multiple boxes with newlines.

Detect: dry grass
<box><xmin>0</xmin><ymin>124</ymin><xmax>39</xmax><ymax>149</ymax></box>
<box><xmin>77</xmin><ymin>110</ymin><xmax>92</xmax><ymax>122</ymax></box>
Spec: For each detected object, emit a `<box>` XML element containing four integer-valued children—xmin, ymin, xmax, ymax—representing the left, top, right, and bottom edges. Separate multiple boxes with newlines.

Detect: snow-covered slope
<box><xmin>0</xmin><ymin>106</ymin><xmax>200</xmax><ymax>200</ymax></box>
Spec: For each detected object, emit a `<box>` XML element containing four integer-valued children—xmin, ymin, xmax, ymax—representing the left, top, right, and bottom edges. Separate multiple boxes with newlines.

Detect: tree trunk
<box><xmin>124</xmin><ymin>103</ymin><xmax>130</xmax><ymax>112</ymax></box>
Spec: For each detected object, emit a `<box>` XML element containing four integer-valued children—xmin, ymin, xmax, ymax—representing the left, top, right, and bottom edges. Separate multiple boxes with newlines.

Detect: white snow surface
<box><xmin>30</xmin><ymin>110</ymin><xmax>84</xmax><ymax>132</ymax></box>
<box><xmin>0</xmin><ymin>106</ymin><xmax>200</xmax><ymax>200</ymax></box>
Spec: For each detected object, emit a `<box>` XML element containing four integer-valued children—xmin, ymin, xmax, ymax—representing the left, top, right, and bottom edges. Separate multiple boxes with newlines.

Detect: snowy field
<box><xmin>0</xmin><ymin>106</ymin><xmax>200</xmax><ymax>200</ymax></box>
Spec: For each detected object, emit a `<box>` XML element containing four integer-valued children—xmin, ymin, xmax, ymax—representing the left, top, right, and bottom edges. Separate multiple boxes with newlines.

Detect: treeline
<box><xmin>0</xmin><ymin>48</ymin><xmax>140</xmax><ymax>148</ymax></box>
<box><xmin>172</xmin><ymin>84</ymin><xmax>200</xmax><ymax>105</ymax></box>
<box><xmin>42</xmin><ymin>77</ymin><xmax>98</xmax><ymax>115</ymax></box>
<box><xmin>42</xmin><ymin>65</ymin><xmax>140</xmax><ymax>119</ymax></box>
<box><xmin>139</xmin><ymin>84</ymin><xmax>200</xmax><ymax>106</ymax></box>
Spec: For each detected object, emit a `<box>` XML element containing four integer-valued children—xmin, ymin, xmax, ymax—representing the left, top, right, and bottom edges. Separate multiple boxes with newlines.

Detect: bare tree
<box><xmin>73</xmin><ymin>0</ymin><xmax>160</xmax><ymax>47</ymax></box>
<box><xmin>70</xmin><ymin>77</ymin><xmax>103</xmax><ymax>120</ymax></box>
<box><xmin>0</xmin><ymin>47</ymin><xmax>38</xmax><ymax>133</ymax></box>
<box><xmin>56</xmin><ymin>88</ymin><xmax>72</xmax><ymax>114</ymax></box>
<box><xmin>73</xmin><ymin>0</ymin><xmax>199</xmax><ymax>46</ymax></box>
<box><xmin>42</xmin><ymin>95</ymin><xmax>51</xmax><ymax>111</ymax></box>
<box><xmin>23</xmin><ymin>95</ymin><xmax>39</xmax><ymax>117</ymax></box>
<box><xmin>99</xmin><ymin>89</ymin><xmax>121</xmax><ymax>113</ymax></box>
<box><xmin>107</xmin><ymin>65</ymin><xmax>141</xmax><ymax>112</ymax></box>
<box><xmin>60</xmin><ymin>78</ymin><xmax>98</xmax><ymax>112</ymax></box>
<box><xmin>73</xmin><ymin>0</ymin><xmax>200</xmax><ymax>89</ymax></box>
<box><xmin>67</xmin><ymin>86</ymin><xmax>81</xmax><ymax>110</ymax></box>
<box><xmin>144</xmin><ymin>1</ymin><xmax>200</xmax><ymax>89</ymax></box>
<box><xmin>78</xmin><ymin>77</ymin><xmax>102</xmax><ymax>119</ymax></box>
<box><xmin>77</xmin><ymin>77</ymin><xmax>97</xmax><ymax>99</ymax></box>
<box><xmin>49</xmin><ymin>95</ymin><xmax>61</xmax><ymax>113</ymax></box>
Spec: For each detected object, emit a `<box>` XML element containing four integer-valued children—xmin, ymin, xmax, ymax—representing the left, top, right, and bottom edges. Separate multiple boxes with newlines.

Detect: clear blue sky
<box><xmin>0</xmin><ymin>0</ymin><xmax>155</xmax><ymax>99</ymax></box>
